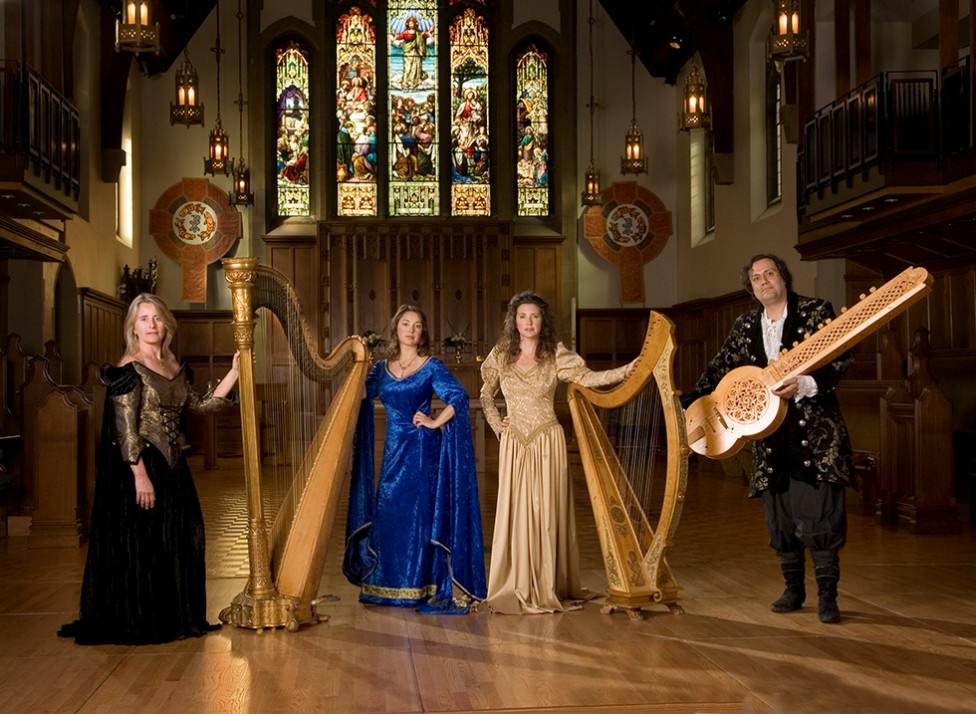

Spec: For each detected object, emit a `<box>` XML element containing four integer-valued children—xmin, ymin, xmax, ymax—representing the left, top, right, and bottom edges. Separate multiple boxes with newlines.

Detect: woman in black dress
<box><xmin>59</xmin><ymin>293</ymin><xmax>239</xmax><ymax>645</ymax></box>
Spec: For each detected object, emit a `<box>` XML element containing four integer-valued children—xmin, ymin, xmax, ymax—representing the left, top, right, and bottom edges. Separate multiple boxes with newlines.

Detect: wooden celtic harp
<box><xmin>221</xmin><ymin>257</ymin><xmax>368</xmax><ymax>630</ymax></box>
<box><xmin>568</xmin><ymin>311</ymin><xmax>689</xmax><ymax>618</ymax></box>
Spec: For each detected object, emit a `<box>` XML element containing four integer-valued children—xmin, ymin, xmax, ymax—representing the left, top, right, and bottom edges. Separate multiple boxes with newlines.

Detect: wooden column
<box><xmin>835</xmin><ymin>0</ymin><xmax>851</xmax><ymax>96</ymax></box>
<box><xmin>853</xmin><ymin>0</ymin><xmax>872</xmax><ymax>86</ymax></box>
<box><xmin>940</xmin><ymin>0</ymin><xmax>959</xmax><ymax>70</ymax></box>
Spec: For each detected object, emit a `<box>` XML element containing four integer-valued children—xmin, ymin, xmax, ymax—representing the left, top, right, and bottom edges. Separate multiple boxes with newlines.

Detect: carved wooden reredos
<box><xmin>307</xmin><ymin>221</ymin><xmax>514</xmax><ymax>357</ymax></box>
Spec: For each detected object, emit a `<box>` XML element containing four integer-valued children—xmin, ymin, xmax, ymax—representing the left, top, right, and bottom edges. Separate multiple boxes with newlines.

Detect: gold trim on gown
<box><xmin>480</xmin><ymin>344</ymin><xmax>629</xmax><ymax>614</ymax></box>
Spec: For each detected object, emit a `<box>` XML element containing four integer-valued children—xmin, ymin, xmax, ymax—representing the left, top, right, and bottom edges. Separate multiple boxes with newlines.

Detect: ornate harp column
<box><xmin>222</xmin><ymin>257</ymin><xmax>298</xmax><ymax>628</ymax></box>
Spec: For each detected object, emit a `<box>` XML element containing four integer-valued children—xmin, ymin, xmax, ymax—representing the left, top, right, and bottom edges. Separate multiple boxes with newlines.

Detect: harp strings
<box><xmin>596</xmin><ymin>379</ymin><xmax>665</xmax><ymax>549</ymax></box>
<box><xmin>253</xmin><ymin>274</ymin><xmax>331</xmax><ymax>553</ymax></box>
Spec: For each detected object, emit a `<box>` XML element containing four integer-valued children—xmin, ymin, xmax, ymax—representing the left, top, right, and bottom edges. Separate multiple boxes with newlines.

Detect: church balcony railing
<box><xmin>0</xmin><ymin>60</ymin><xmax>80</xmax><ymax>222</ymax></box>
<box><xmin>797</xmin><ymin>60</ymin><xmax>975</xmax><ymax>219</ymax></box>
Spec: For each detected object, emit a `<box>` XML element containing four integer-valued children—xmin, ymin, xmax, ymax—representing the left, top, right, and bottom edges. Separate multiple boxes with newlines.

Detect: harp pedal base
<box><xmin>600</xmin><ymin>603</ymin><xmax>646</xmax><ymax>620</ymax></box>
<box><xmin>600</xmin><ymin>598</ymin><xmax>684</xmax><ymax>618</ymax></box>
<box><xmin>219</xmin><ymin>591</ymin><xmax>320</xmax><ymax>632</ymax></box>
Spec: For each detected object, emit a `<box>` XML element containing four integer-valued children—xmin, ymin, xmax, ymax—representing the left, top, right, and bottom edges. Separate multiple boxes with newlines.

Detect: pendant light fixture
<box><xmin>620</xmin><ymin>42</ymin><xmax>647</xmax><ymax>175</ymax></box>
<box><xmin>171</xmin><ymin>49</ymin><xmax>205</xmax><ymax>127</ymax></box>
<box><xmin>229</xmin><ymin>0</ymin><xmax>253</xmax><ymax>206</ymax></box>
<box><xmin>171</xmin><ymin>3</ymin><xmax>204</xmax><ymax>128</ymax></box>
<box><xmin>115</xmin><ymin>1</ymin><xmax>159</xmax><ymax>54</ymax></box>
<box><xmin>767</xmin><ymin>0</ymin><xmax>808</xmax><ymax>63</ymax></box>
<box><xmin>581</xmin><ymin>0</ymin><xmax>602</xmax><ymax>207</ymax></box>
<box><xmin>679</xmin><ymin>62</ymin><xmax>710</xmax><ymax>132</ymax></box>
<box><xmin>204</xmin><ymin>0</ymin><xmax>231</xmax><ymax>176</ymax></box>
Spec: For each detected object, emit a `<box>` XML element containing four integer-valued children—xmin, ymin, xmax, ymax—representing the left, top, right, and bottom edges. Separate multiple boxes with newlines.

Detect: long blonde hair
<box><xmin>122</xmin><ymin>293</ymin><xmax>177</xmax><ymax>358</ymax></box>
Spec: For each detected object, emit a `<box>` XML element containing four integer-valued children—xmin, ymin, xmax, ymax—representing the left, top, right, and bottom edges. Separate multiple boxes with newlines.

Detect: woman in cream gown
<box><xmin>480</xmin><ymin>291</ymin><xmax>633</xmax><ymax>614</ymax></box>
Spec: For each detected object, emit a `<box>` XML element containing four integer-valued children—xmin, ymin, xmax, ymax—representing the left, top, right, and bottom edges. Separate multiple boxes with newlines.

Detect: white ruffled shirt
<box><xmin>761</xmin><ymin>304</ymin><xmax>818</xmax><ymax>402</ymax></box>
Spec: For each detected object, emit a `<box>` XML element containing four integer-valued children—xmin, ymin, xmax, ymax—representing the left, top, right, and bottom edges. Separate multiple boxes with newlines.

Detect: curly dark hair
<box><xmin>496</xmin><ymin>290</ymin><xmax>558</xmax><ymax>362</ymax></box>
<box><xmin>740</xmin><ymin>253</ymin><xmax>793</xmax><ymax>299</ymax></box>
<box><xmin>385</xmin><ymin>304</ymin><xmax>431</xmax><ymax>362</ymax></box>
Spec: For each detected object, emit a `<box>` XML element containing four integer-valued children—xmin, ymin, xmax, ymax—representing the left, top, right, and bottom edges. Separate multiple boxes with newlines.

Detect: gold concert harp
<box><xmin>685</xmin><ymin>266</ymin><xmax>932</xmax><ymax>460</ymax></box>
<box><xmin>221</xmin><ymin>258</ymin><xmax>368</xmax><ymax>630</ymax></box>
<box><xmin>569</xmin><ymin>311</ymin><xmax>689</xmax><ymax>618</ymax></box>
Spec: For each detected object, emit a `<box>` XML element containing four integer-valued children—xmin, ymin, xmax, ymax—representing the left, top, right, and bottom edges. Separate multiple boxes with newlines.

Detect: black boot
<box><xmin>770</xmin><ymin>551</ymin><xmax>806</xmax><ymax>613</ymax></box>
<box><xmin>812</xmin><ymin>550</ymin><xmax>841</xmax><ymax>624</ymax></box>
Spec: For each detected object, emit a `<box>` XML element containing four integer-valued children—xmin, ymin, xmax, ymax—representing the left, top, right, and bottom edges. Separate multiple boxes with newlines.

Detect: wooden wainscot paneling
<box><xmin>173</xmin><ymin>310</ymin><xmax>241</xmax><ymax>467</ymax></box>
<box><xmin>319</xmin><ymin>221</ymin><xmax>512</xmax><ymax>363</ymax></box>
<box><xmin>262</xmin><ymin>233</ymin><xmax>320</xmax><ymax>348</ymax></box>
<box><xmin>576</xmin><ymin>309</ymin><xmax>654</xmax><ymax>371</ymax></box>
<box><xmin>79</xmin><ymin>288</ymin><xmax>124</xmax><ymax>367</ymax></box>
<box><xmin>511</xmin><ymin>235</ymin><xmax>563</xmax><ymax>320</ymax></box>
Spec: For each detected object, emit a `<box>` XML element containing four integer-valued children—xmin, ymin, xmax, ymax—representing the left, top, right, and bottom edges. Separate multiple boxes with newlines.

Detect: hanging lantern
<box><xmin>230</xmin><ymin>159</ymin><xmax>254</xmax><ymax>206</ymax></box>
<box><xmin>170</xmin><ymin>53</ymin><xmax>205</xmax><ymax>127</ymax></box>
<box><xmin>621</xmin><ymin>119</ymin><xmax>647</xmax><ymax>174</ymax></box>
<box><xmin>767</xmin><ymin>0</ymin><xmax>808</xmax><ymax>63</ymax></box>
<box><xmin>581</xmin><ymin>163</ymin><xmax>603</xmax><ymax>206</ymax></box>
<box><xmin>115</xmin><ymin>1</ymin><xmax>159</xmax><ymax>54</ymax></box>
<box><xmin>679</xmin><ymin>62</ymin><xmax>710</xmax><ymax>132</ymax></box>
<box><xmin>581</xmin><ymin>0</ymin><xmax>603</xmax><ymax>207</ymax></box>
<box><xmin>204</xmin><ymin>119</ymin><xmax>231</xmax><ymax>175</ymax></box>
<box><xmin>620</xmin><ymin>47</ymin><xmax>647</xmax><ymax>174</ymax></box>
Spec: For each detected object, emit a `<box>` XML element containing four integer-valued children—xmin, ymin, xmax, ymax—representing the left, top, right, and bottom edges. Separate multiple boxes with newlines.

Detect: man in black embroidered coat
<box><xmin>686</xmin><ymin>254</ymin><xmax>854</xmax><ymax>623</ymax></box>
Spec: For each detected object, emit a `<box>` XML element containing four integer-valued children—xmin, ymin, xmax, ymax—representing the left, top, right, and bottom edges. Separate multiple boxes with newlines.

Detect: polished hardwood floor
<box><xmin>1</xmin><ymin>453</ymin><xmax>974</xmax><ymax>714</ymax></box>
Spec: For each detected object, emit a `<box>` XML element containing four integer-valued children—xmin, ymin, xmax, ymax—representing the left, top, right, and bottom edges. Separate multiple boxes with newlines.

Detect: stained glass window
<box><xmin>515</xmin><ymin>44</ymin><xmax>549</xmax><ymax>216</ymax></box>
<box><xmin>388</xmin><ymin>0</ymin><xmax>438</xmax><ymax>216</ymax></box>
<box><xmin>449</xmin><ymin>9</ymin><xmax>490</xmax><ymax>216</ymax></box>
<box><xmin>337</xmin><ymin>8</ymin><xmax>378</xmax><ymax>217</ymax></box>
<box><xmin>275</xmin><ymin>41</ymin><xmax>310</xmax><ymax>217</ymax></box>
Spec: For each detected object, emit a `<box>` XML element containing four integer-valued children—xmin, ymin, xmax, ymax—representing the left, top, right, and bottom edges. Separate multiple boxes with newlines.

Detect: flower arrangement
<box><xmin>444</xmin><ymin>332</ymin><xmax>468</xmax><ymax>349</ymax></box>
<box><xmin>443</xmin><ymin>322</ymin><xmax>469</xmax><ymax>349</ymax></box>
<box><xmin>363</xmin><ymin>330</ymin><xmax>383</xmax><ymax>351</ymax></box>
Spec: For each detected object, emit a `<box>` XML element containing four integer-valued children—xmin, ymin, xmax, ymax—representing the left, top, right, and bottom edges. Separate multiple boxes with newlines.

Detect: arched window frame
<box><xmin>267</xmin><ymin>29</ymin><xmax>319</xmax><ymax>225</ymax></box>
<box><xmin>765</xmin><ymin>61</ymin><xmax>783</xmax><ymax>206</ymax></box>
<box><xmin>512</xmin><ymin>36</ymin><xmax>553</xmax><ymax>219</ymax></box>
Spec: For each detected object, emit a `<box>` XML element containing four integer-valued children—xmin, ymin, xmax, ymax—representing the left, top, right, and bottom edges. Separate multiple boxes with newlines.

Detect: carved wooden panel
<box><xmin>319</xmin><ymin>221</ymin><xmax>512</xmax><ymax>364</ymax></box>
<box><xmin>79</xmin><ymin>288</ymin><xmax>124</xmax><ymax>367</ymax></box>
<box><xmin>172</xmin><ymin>310</ymin><xmax>241</xmax><ymax>465</ymax></box>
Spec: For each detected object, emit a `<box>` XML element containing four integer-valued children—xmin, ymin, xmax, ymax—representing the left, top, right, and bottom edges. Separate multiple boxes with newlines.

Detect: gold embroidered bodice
<box><xmin>479</xmin><ymin>343</ymin><xmax>629</xmax><ymax>445</ymax></box>
<box><xmin>113</xmin><ymin>362</ymin><xmax>233</xmax><ymax>468</ymax></box>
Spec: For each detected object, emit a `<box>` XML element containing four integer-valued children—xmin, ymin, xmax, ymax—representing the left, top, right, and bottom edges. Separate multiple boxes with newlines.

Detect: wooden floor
<box><xmin>1</xmin><ymin>454</ymin><xmax>975</xmax><ymax>714</ymax></box>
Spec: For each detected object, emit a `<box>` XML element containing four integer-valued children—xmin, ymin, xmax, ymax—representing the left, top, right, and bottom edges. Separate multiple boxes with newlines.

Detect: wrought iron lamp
<box><xmin>620</xmin><ymin>45</ymin><xmax>646</xmax><ymax>175</ymax></box>
<box><xmin>204</xmin><ymin>1</ymin><xmax>231</xmax><ymax>175</ymax></box>
<box><xmin>171</xmin><ymin>50</ymin><xmax>205</xmax><ymax>127</ymax></box>
<box><xmin>581</xmin><ymin>0</ymin><xmax>602</xmax><ymax>206</ymax></box>
<box><xmin>679</xmin><ymin>62</ymin><xmax>710</xmax><ymax>131</ymax></box>
<box><xmin>115</xmin><ymin>1</ymin><xmax>159</xmax><ymax>54</ymax></box>
<box><xmin>229</xmin><ymin>0</ymin><xmax>253</xmax><ymax>206</ymax></box>
<box><xmin>767</xmin><ymin>0</ymin><xmax>808</xmax><ymax>63</ymax></box>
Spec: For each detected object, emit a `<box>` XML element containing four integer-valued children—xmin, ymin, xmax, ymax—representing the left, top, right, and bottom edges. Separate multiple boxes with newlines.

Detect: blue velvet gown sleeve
<box><xmin>342</xmin><ymin>361</ymin><xmax>381</xmax><ymax>584</ymax></box>
<box><xmin>421</xmin><ymin>360</ymin><xmax>487</xmax><ymax>612</ymax></box>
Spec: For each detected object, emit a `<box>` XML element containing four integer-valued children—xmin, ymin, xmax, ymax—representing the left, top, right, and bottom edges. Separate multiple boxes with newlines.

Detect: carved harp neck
<box><xmin>221</xmin><ymin>257</ymin><xmax>368</xmax><ymax>631</ymax></box>
<box><xmin>568</xmin><ymin>311</ymin><xmax>688</xmax><ymax>616</ymax></box>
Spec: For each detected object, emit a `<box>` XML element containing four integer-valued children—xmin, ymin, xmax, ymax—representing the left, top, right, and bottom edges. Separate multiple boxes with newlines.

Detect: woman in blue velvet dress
<box><xmin>343</xmin><ymin>305</ymin><xmax>486</xmax><ymax>613</ymax></box>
